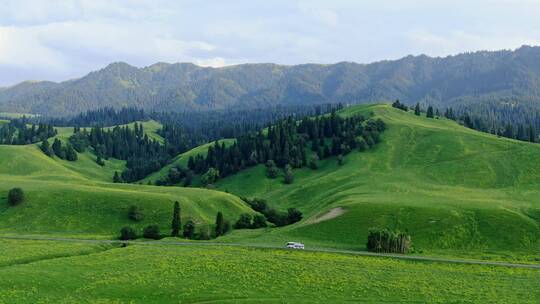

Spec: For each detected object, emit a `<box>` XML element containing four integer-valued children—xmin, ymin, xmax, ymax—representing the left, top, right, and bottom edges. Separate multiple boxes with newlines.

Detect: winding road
<box><xmin>2</xmin><ymin>234</ymin><xmax>539</xmax><ymax>269</ymax></box>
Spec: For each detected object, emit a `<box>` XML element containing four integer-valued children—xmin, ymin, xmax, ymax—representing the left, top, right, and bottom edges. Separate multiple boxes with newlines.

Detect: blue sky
<box><xmin>1</xmin><ymin>0</ymin><xmax>539</xmax><ymax>86</ymax></box>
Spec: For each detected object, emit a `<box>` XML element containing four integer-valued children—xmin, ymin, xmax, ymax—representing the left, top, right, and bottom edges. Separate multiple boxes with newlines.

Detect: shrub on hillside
<box><xmin>266</xmin><ymin>160</ymin><xmax>279</xmax><ymax>178</ymax></box>
<box><xmin>283</xmin><ymin>165</ymin><xmax>294</xmax><ymax>184</ymax></box>
<box><xmin>7</xmin><ymin>188</ymin><xmax>24</xmax><ymax>206</ymax></box>
<box><xmin>197</xmin><ymin>227</ymin><xmax>211</xmax><ymax>240</ymax></box>
<box><xmin>243</xmin><ymin>198</ymin><xmax>303</xmax><ymax>227</ymax></box>
<box><xmin>286</xmin><ymin>208</ymin><xmax>303</xmax><ymax>224</ymax></box>
<box><xmin>128</xmin><ymin>205</ymin><xmax>144</xmax><ymax>222</ymax></box>
<box><xmin>309</xmin><ymin>155</ymin><xmax>318</xmax><ymax>170</ymax></box>
<box><xmin>143</xmin><ymin>225</ymin><xmax>161</xmax><ymax>240</ymax></box>
<box><xmin>183</xmin><ymin>220</ymin><xmax>195</xmax><ymax>239</ymax></box>
<box><xmin>119</xmin><ymin>226</ymin><xmax>137</xmax><ymax>240</ymax></box>
<box><xmin>234</xmin><ymin>213</ymin><xmax>253</xmax><ymax>229</ymax></box>
<box><xmin>251</xmin><ymin>214</ymin><xmax>268</xmax><ymax>228</ymax></box>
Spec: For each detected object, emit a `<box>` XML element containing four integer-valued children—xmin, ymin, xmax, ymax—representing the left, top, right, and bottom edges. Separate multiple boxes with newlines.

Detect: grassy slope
<box><xmin>114</xmin><ymin>119</ymin><xmax>164</xmax><ymax>143</ymax></box>
<box><xmin>0</xmin><ymin>241</ymin><xmax>538</xmax><ymax>303</ymax></box>
<box><xmin>141</xmin><ymin>139</ymin><xmax>235</xmax><ymax>184</ymax></box>
<box><xmin>0</xmin><ymin>122</ymin><xmax>252</xmax><ymax>237</ymax></box>
<box><xmin>215</xmin><ymin>104</ymin><xmax>540</xmax><ymax>257</ymax></box>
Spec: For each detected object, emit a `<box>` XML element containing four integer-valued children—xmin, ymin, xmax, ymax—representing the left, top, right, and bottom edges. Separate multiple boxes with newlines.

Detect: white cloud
<box><xmin>0</xmin><ymin>0</ymin><xmax>540</xmax><ymax>85</ymax></box>
<box><xmin>195</xmin><ymin>57</ymin><xmax>229</xmax><ymax>68</ymax></box>
<box><xmin>0</xmin><ymin>25</ymin><xmax>67</xmax><ymax>69</ymax></box>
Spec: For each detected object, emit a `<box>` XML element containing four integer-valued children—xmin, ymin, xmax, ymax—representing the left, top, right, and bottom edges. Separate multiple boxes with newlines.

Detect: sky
<box><xmin>1</xmin><ymin>0</ymin><xmax>540</xmax><ymax>86</ymax></box>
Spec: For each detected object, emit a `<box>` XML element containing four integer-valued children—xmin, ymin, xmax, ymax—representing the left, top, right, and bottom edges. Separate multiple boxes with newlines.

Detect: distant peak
<box><xmin>103</xmin><ymin>62</ymin><xmax>136</xmax><ymax>70</ymax></box>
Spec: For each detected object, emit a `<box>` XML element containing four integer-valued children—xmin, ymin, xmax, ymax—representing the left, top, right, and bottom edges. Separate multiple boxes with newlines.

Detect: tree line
<box><xmin>0</xmin><ymin>118</ymin><xmax>57</xmax><ymax>145</ymax></box>
<box><xmin>68</xmin><ymin>123</ymin><xmax>169</xmax><ymax>182</ymax></box>
<box><xmin>393</xmin><ymin>99</ymin><xmax>540</xmax><ymax>143</ymax></box>
<box><xmin>40</xmin><ymin>138</ymin><xmax>78</xmax><ymax>161</ymax></box>
<box><xmin>119</xmin><ymin>201</ymin><xmax>232</xmax><ymax>241</ymax></box>
<box><xmin>180</xmin><ymin>111</ymin><xmax>386</xmax><ymax>186</ymax></box>
<box><xmin>41</xmin><ymin>104</ymin><xmax>344</xmax><ymax>182</ymax></box>
<box><xmin>239</xmin><ymin>198</ymin><xmax>302</xmax><ymax>227</ymax></box>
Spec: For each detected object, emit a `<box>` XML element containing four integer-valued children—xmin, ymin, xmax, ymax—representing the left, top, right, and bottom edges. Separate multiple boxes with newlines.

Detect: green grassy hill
<box><xmin>2</xmin><ymin>104</ymin><xmax>540</xmax><ymax>258</ymax></box>
<box><xmin>2</xmin><ymin>104</ymin><xmax>540</xmax><ymax>302</ymax></box>
<box><xmin>211</xmin><ymin>104</ymin><xmax>540</xmax><ymax>258</ymax></box>
<box><xmin>141</xmin><ymin>139</ymin><xmax>235</xmax><ymax>185</ymax></box>
<box><xmin>0</xmin><ymin>121</ymin><xmax>252</xmax><ymax>237</ymax></box>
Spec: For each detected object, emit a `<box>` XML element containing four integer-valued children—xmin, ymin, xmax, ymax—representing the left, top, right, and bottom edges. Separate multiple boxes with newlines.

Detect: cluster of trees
<box><xmin>45</xmin><ymin>107</ymin><xmax>146</xmax><ymax>127</ymax></box>
<box><xmin>366</xmin><ymin>228</ymin><xmax>411</xmax><ymax>254</ymax></box>
<box><xmin>154</xmin><ymin>165</ymin><xmax>194</xmax><ymax>187</ymax></box>
<box><xmin>444</xmin><ymin>105</ymin><xmax>539</xmax><ymax>143</ymax></box>
<box><xmin>120</xmin><ymin>202</ymin><xmax>231</xmax><ymax>241</ymax></box>
<box><xmin>40</xmin><ymin>138</ymin><xmax>78</xmax><ymax>161</ymax></box>
<box><xmin>0</xmin><ymin>119</ymin><xmax>56</xmax><ymax>145</ymax></box>
<box><xmin>39</xmin><ymin>104</ymin><xmax>342</xmax><ymax>184</ymax></box>
<box><xmin>398</xmin><ymin>100</ymin><xmax>540</xmax><ymax>144</ymax></box>
<box><xmin>7</xmin><ymin>188</ymin><xmax>24</xmax><ymax>206</ymax></box>
<box><xmin>38</xmin><ymin>104</ymin><xmax>344</xmax><ymax>159</ymax></box>
<box><xmin>407</xmin><ymin>101</ymin><xmax>540</xmax><ymax>143</ymax></box>
<box><xmin>186</xmin><ymin>111</ymin><xmax>385</xmax><ymax>185</ymax></box>
<box><xmin>233</xmin><ymin>213</ymin><xmax>267</xmax><ymax>229</ymax></box>
<box><xmin>69</xmin><ymin>124</ymin><xmax>169</xmax><ymax>182</ymax></box>
<box><xmin>241</xmin><ymin>198</ymin><xmax>303</xmax><ymax>227</ymax></box>
<box><xmin>156</xmin><ymin>104</ymin><xmax>345</xmax><ymax>161</ymax></box>
<box><xmin>391</xmin><ymin>100</ymin><xmax>408</xmax><ymax>111</ymax></box>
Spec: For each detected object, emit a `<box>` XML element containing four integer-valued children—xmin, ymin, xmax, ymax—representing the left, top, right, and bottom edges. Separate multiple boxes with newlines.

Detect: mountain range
<box><xmin>2</xmin><ymin>45</ymin><xmax>540</xmax><ymax>116</ymax></box>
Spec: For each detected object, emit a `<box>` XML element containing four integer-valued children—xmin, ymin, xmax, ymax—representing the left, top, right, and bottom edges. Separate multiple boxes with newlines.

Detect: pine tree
<box><xmin>426</xmin><ymin>106</ymin><xmax>434</xmax><ymax>118</ymax></box>
<box><xmin>215</xmin><ymin>211</ymin><xmax>224</xmax><ymax>237</ymax></box>
<box><xmin>52</xmin><ymin>138</ymin><xmax>65</xmax><ymax>159</ymax></box>
<box><xmin>283</xmin><ymin>165</ymin><xmax>294</xmax><ymax>184</ymax></box>
<box><xmin>337</xmin><ymin>154</ymin><xmax>344</xmax><ymax>165</ymax></box>
<box><xmin>529</xmin><ymin>124</ymin><xmax>538</xmax><ymax>143</ymax></box>
<box><xmin>266</xmin><ymin>160</ymin><xmax>279</xmax><ymax>178</ymax></box>
<box><xmin>171</xmin><ymin>201</ymin><xmax>181</xmax><ymax>237</ymax></box>
<box><xmin>414</xmin><ymin>103</ymin><xmax>421</xmax><ymax>116</ymax></box>
<box><xmin>309</xmin><ymin>155</ymin><xmax>319</xmax><ymax>170</ymax></box>
<box><xmin>183</xmin><ymin>219</ymin><xmax>195</xmax><ymax>239</ymax></box>
<box><xmin>113</xmin><ymin>171</ymin><xmax>123</xmax><ymax>183</ymax></box>
<box><xmin>65</xmin><ymin>144</ymin><xmax>78</xmax><ymax>161</ymax></box>
<box><xmin>40</xmin><ymin>139</ymin><xmax>53</xmax><ymax>157</ymax></box>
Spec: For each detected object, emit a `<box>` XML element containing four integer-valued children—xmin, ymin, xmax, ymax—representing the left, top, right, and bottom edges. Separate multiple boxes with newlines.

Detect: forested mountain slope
<box><xmin>2</xmin><ymin>46</ymin><xmax>540</xmax><ymax>116</ymax></box>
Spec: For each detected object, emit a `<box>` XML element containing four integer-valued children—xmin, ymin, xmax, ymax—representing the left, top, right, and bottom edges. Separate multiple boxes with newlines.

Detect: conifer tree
<box><xmin>40</xmin><ymin>139</ymin><xmax>53</xmax><ymax>157</ymax></box>
<box><xmin>171</xmin><ymin>201</ymin><xmax>181</xmax><ymax>237</ymax></box>
<box><xmin>309</xmin><ymin>155</ymin><xmax>319</xmax><ymax>170</ymax></box>
<box><xmin>65</xmin><ymin>144</ymin><xmax>78</xmax><ymax>161</ymax></box>
<box><xmin>414</xmin><ymin>103</ymin><xmax>421</xmax><ymax>116</ymax></box>
<box><xmin>215</xmin><ymin>211</ymin><xmax>224</xmax><ymax>237</ymax></box>
<box><xmin>113</xmin><ymin>171</ymin><xmax>123</xmax><ymax>183</ymax></box>
<box><xmin>337</xmin><ymin>154</ymin><xmax>344</xmax><ymax>166</ymax></box>
<box><xmin>426</xmin><ymin>106</ymin><xmax>434</xmax><ymax>118</ymax></box>
<box><xmin>183</xmin><ymin>219</ymin><xmax>195</xmax><ymax>239</ymax></box>
<box><xmin>283</xmin><ymin>165</ymin><xmax>294</xmax><ymax>184</ymax></box>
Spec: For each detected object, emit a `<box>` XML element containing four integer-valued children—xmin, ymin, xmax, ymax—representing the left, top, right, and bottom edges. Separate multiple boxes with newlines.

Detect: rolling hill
<box><xmin>2</xmin><ymin>46</ymin><xmax>540</xmax><ymax>116</ymax></box>
<box><xmin>0</xmin><ymin>121</ymin><xmax>252</xmax><ymax>237</ymax></box>
<box><xmin>190</xmin><ymin>104</ymin><xmax>540</xmax><ymax>259</ymax></box>
<box><xmin>1</xmin><ymin>102</ymin><xmax>540</xmax><ymax>302</ymax></box>
<box><xmin>2</xmin><ymin>103</ymin><xmax>540</xmax><ymax>260</ymax></box>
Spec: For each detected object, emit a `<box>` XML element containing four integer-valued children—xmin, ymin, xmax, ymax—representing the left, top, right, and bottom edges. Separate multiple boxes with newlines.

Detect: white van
<box><xmin>286</xmin><ymin>242</ymin><xmax>305</xmax><ymax>249</ymax></box>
